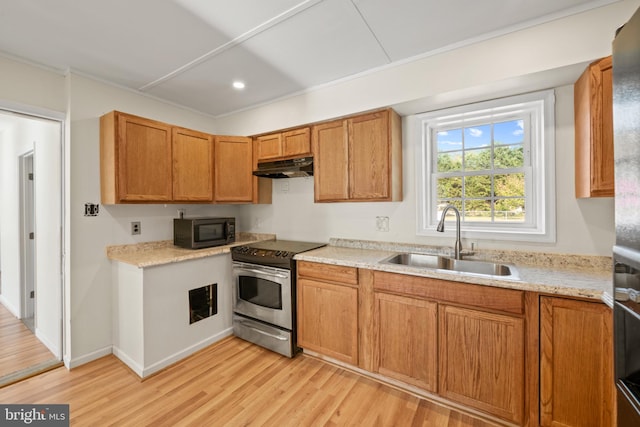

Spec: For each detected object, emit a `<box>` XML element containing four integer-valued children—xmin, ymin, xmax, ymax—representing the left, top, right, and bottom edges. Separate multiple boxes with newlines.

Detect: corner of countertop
<box><xmin>106</xmin><ymin>232</ymin><xmax>276</xmax><ymax>267</ymax></box>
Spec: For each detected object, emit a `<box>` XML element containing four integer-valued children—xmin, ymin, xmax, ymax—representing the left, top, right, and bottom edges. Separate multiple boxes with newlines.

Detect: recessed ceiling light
<box><xmin>232</xmin><ymin>81</ymin><xmax>245</xmax><ymax>90</ymax></box>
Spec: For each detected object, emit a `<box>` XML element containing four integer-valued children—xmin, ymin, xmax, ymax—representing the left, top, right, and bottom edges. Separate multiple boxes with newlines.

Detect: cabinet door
<box><xmin>213</xmin><ymin>136</ymin><xmax>253</xmax><ymax>203</ymax></box>
<box><xmin>591</xmin><ymin>57</ymin><xmax>614</xmax><ymax>195</ymax></box>
<box><xmin>439</xmin><ymin>305</ymin><xmax>524</xmax><ymax>424</ymax></box>
<box><xmin>297</xmin><ymin>277</ymin><xmax>358</xmax><ymax>365</ymax></box>
<box><xmin>349</xmin><ymin>111</ymin><xmax>390</xmax><ymax>200</ymax></box>
<box><xmin>282</xmin><ymin>127</ymin><xmax>311</xmax><ymax>158</ymax></box>
<box><xmin>255</xmin><ymin>133</ymin><xmax>282</xmax><ymax>161</ymax></box>
<box><xmin>540</xmin><ymin>297</ymin><xmax>613</xmax><ymax>427</ymax></box>
<box><xmin>117</xmin><ymin>114</ymin><xmax>173</xmax><ymax>202</ymax></box>
<box><xmin>312</xmin><ymin>120</ymin><xmax>349</xmax><ymax>202</ymax></box>
<box><xmin>574</xmin><ymin>56</ymin><xmax>614</xmax><ymax>198</ymax></box>
<box><xmin>373</xmin><ymin>292</ymin><xmax>437</xmax><ymax>392</ymax></box>
<box><xmin>172</xmin><ymin>128</ymin><xmax>213</xmax><ymax>202</ymax></box>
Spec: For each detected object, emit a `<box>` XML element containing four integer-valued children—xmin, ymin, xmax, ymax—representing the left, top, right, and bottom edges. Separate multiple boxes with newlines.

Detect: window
<box><xmin>415</xmin><ymin>90</ymin><xmax>555</xmax><ymax>242</ymax></box>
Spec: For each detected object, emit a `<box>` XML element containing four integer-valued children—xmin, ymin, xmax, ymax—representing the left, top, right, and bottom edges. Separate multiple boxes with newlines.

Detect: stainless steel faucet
<box><xmin>437</xmin><ymin>204</ymin><xmax>463</xmax><ymax>260</ymax></box>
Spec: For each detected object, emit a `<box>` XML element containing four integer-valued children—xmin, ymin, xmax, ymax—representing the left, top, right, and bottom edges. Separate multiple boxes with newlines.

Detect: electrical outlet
<box><xmin>131</xmin><ymin>221</ymin><xmax>141</xmax><ymax>235</ymax></box>
<box><xmin>280</xmin><ymin>181</ymin><xmax>289</xmax><ymax>193</ymax></box>
<box><xmin>84</xmin><ymin>203</ymin><xmax>99</xmax><ymax>216</ymax></box>
<box><xmin>376</xmin><ymin>216</ymin><xmax>389</xmax><ymax>232</ymax></box>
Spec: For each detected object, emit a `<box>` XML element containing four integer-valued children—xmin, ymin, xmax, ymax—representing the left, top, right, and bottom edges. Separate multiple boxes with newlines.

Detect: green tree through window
<box><xmin>434</xmin><ymin>120</ymin><xmax>526</xmax><ymax>223</ymax></box>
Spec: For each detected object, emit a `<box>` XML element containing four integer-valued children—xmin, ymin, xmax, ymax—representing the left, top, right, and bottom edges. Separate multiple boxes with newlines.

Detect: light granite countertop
<box><xmin>106</xmin><ymin>233</ymin><xmax>276</xmax><ymax>268</ymax></box>
<box><xmin>106</xmin><ymin>234</ymin><xmax>613</xmax><ymax>304</ymax></box>
<box><xmin>294</xmin><ymin>238</ymin><xmax>613</xmax><ymax>304</ymax></box>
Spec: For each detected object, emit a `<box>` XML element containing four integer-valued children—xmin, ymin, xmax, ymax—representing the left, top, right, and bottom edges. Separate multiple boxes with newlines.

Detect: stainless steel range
<box><xmin>231</xmin><ymin>240</ymin><xmax>325</xmax><ymax>357</ymax></box>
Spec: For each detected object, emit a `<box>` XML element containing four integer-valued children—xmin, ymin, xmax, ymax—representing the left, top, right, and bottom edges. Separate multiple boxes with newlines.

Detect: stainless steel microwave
<box><xmin>173</xmin><ymin>217</ymin><xmax>235</xmax><ymax>249</ymax></box>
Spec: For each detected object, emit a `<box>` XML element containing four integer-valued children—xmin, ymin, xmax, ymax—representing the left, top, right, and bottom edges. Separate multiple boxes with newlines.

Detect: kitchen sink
<box><xmin>380</xmin><ymin>253</ymin><xmax>519</xmax><ymax>280</ymax></box>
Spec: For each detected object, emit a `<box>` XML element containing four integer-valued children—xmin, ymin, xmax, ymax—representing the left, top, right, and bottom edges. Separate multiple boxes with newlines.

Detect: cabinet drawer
<box><xmin>297</xmin><ymin>261</ymin><xmax>358</xmax><ymax>286</ymax></box>
<box><xmin>373</xmin><ymin>271</ymin><xmax>524</xmax><ymax>315</ymax></box>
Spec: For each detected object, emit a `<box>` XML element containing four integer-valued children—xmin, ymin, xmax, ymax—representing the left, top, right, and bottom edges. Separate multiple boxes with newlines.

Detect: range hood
<box><xmin>252</xmin><ymin>157</ymin><xmax>313</xmax><ymax>179</ymax></box>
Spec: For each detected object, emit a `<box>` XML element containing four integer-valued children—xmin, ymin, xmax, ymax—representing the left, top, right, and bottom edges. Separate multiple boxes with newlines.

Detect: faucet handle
<box><xmin>459</xmin><ymin>250</ymin><xmax>475</xmax><ymax>258</ymax></box>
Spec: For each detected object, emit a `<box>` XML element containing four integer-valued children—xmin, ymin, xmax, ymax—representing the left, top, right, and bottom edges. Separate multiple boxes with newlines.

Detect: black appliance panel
<box><xmin>238</xmin><ymin>275</ymin><xmax>283</xmax><ymax>310</ymax></box>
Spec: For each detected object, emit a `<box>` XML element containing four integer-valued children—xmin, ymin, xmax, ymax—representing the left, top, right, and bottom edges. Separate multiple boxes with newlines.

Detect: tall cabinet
<box><xmin>574</xmin><ymin>56</ymin><xmax>614</xmax><ymax>198</ymax></box>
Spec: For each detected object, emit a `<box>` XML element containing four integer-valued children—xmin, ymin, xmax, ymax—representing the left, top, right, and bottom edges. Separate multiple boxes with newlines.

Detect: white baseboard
<box><xmin>111</xmin><ymin>346</ymin><xmax>144</xmax><ymax>377</ymax></box>
<box><xmin>0</xmin><ymin>296</ymin><xmax>20</xmax><ymax>318</ymax></box>
<box><xmin>114</xmin><ymin>328</ymin><xmax>234</xmax><ymax>378</ymax></box>
<box><xmin>65</xmin><ymin>346</ymin><xmax>113</xmax><ymax>370</ymax></box>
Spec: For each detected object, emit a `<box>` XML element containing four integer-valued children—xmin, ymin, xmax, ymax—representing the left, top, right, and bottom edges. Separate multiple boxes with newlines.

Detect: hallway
<box><xmin>0</xmin><ymin>303</ymin><xmax>61</xmax><ymax>387</ymax></box>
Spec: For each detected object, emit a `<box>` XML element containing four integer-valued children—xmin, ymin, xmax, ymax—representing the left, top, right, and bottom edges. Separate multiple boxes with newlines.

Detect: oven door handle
<box><xmin>238</xmin><ymin>319</ymin><xmax>288</xmax><ymax>341</ymax></box>
<box><xmin>235</xmin><ymin>267</ymin><xmax>289</xmax><ymax>279</ymax></box>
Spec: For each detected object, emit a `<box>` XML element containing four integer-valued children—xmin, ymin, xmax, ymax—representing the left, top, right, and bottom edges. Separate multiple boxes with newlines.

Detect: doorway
<box><xmin>0</xmin><ymin>108</ymin><xmax>64</xmax><ymax>386</ymax></box>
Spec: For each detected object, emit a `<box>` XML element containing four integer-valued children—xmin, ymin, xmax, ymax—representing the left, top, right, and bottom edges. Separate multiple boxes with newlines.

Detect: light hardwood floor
<box><xmin>0</xmin><ymin>336</ymin><xmax>499</xmax><ymax>426</ymax></box>
<box><xmin>0</xmin><ymin>303</ymin><xmax>60</xmax><ymax>384</ymax></box>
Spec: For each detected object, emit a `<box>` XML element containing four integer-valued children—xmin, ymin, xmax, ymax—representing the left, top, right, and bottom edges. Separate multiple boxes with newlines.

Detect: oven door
<box><xmin>232</xmin><ymin>261</ymin><xmax>292</xmax><ymax>330</ymax></box>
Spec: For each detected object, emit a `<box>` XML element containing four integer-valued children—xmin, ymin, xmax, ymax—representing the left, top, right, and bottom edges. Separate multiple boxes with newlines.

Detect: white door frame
<box><xmin>0</xmin><ymin>100</ymin><xmax>66</xmax><ymax>361</ymax></box>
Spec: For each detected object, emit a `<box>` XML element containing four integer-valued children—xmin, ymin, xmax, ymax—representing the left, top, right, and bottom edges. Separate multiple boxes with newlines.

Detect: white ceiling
<box><xmin>0</xmin><ymin>0</ymin><xmax>618</xmax><ymax>117</ymax></box>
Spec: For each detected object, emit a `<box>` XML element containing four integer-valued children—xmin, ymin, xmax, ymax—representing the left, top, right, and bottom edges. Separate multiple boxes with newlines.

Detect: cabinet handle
<box><xmin>238</xmin><ymin>320</ymin><xmax>288</xmax><ymax>341</ymax></box>
<box><xmin>237</xmin><ymin>268</ymin><xmax>289</xmax><ymax>279</ymax></box>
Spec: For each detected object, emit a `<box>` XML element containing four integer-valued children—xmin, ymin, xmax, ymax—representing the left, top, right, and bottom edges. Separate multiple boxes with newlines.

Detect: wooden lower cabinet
<box><xmin>373</xmin><ymin>292</ymin><xmax>438</xmax><ymax>392</ymax></box>
<box><xmin>439</xmin><ymin>305</ymin><xmax>525</xmax><ymax>424</ymax></box>
<box><xmin>540</xmin><ymin>296</ymin><xmax>613</xmax><ymax>427</ymax></box>
<box><xmin>298</xmin><ymin>264</ymin><xmax>615</xmax><ymax>427</ymax></box>
<box><xmin>297</xmin><ymin>262</ymin><xmax>359</xmax><ymax>365</ymax></box>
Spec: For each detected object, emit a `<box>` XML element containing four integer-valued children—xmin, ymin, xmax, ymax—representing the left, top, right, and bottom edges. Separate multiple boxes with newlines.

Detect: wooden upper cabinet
<box><xmin>282</xmin><ymin>127</ymin><xmax>311</xmax><ymax>158</ymax></box>
<box><xmin>575</xmin><ymin>56</ymin><xmax>614</xmax><ymax>198</ymax></box>
<box><xmin>312</xmin><ymin>108</ymin><xmax>402</xmax><ymax>202</ymax></box>
<box><xmin>255</xmin><ymin>133</ymin><xmax>282</xmax><ymax>160</ymax></box>
<box><xmin>100</xmin><ymin>111</ymin><xmax>262</xmax><ymax>205</ymax></box>
<box><xmin>255</xmin><ymin>127</ymin><xmax>311</xmax><ymax>161</ymax></box>
<box><xmin>540</xmin><ymin>296</ymin><xmax>613</xmax><ymax>427</ymax></box>
<box><xmin>214</xmin><ymin>136</ymin><xmax>254</xmax><ymax>203</ymax></box>
<box><xmin>101</xmin><ymin>111</ymin><xmax>173</xmax><ymax>204</ymax></box>
<box><xmin>312</xmin><ymin>119</ymin><xmax>350</xmax><ymax>201</ymax></box>
<box><xmin>349</xmin><ymin>111</ymin><xmax>391</xmax><ymax>200</ymax></box>
<box><xmin>172</xmin><ymin>127</ymin><xmax>213</xmax><ymax>202</ymax></box>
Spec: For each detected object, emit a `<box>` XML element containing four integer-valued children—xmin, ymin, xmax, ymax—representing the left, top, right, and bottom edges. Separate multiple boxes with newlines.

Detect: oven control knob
<box><xmin>280</xmin><ymin>251</ymin><xmax>289</xmax><ymax>258</ymax></box>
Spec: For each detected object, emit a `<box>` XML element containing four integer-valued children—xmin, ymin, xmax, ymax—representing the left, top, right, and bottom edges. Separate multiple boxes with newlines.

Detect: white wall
<box><xmin>33</xmin><ymin>118</ymin><xmax>63</xmax><ymax>357</ymax></box>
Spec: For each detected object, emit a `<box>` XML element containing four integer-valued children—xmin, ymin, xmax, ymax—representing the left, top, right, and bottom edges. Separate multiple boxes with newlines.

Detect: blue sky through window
<box><xmin>436</xmin><ymin>119</ymin><xmax>523</xmax><ymax>152</ymax></box>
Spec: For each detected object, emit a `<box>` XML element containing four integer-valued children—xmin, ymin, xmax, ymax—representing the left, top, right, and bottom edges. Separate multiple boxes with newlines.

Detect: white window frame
<box><xmin>415</xmin><ymin>89</ymin><xmax>556</xmax><ymax>242</ymax></box>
